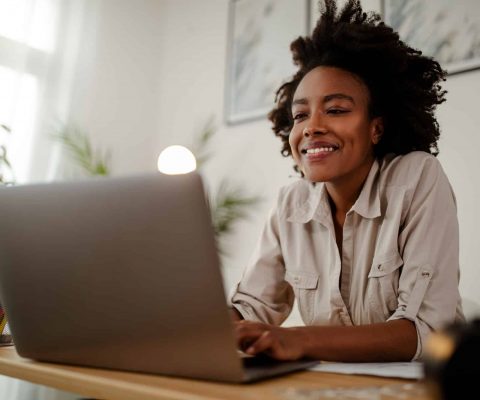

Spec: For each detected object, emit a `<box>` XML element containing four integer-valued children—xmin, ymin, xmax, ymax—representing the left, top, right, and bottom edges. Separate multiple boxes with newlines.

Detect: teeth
<box><xmin>305</xmin><ymin>147</ymin><xmax>336</xmax><ymax>154</ymax></box>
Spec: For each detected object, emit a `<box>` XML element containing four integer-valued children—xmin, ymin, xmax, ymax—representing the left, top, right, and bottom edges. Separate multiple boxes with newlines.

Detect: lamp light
<box><xmin>157</xmin><ymin>145</ymin><xmax>196</xmax><ymax>175</ymax></box>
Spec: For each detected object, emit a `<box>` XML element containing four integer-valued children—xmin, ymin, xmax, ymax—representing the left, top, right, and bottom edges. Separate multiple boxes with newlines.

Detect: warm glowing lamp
<box><xmin>157</xmin><ymin>145</ymin><xmax>197</xmax><ymax>175</ymax></box>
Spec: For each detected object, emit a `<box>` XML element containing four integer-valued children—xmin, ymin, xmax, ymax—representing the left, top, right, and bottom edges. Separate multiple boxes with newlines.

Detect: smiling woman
<box><xmin>229</xmin><ymin>0</ymin><xmax>465</xmax><ymax>363</ymax></box>
<box><xmin>289</xmin><ymin>67</ymin><xmax>380</xmax><ymax>190</ymax></box>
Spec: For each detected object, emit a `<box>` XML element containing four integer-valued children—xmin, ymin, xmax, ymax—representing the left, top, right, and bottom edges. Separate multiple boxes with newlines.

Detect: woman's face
<box><xmin>289</xmin><ymin>66</ymin><xmax>382</xmax><ymax>185</ymax></box>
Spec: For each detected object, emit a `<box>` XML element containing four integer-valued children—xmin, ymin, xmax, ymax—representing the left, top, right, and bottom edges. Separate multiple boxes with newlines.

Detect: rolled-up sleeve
<box><xmin>229</xmin><ymin>201</ymin><xmax>294</xmax><ymax>325</ymax></box>
<box><xmin>387</xmin><ymin>156</ymin><xmax>464</xmax><ymax>360</ymax></box>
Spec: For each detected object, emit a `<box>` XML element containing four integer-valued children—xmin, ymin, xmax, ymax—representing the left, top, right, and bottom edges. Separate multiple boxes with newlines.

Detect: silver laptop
<box><xmin>0</xmin><ymin>172</ymin><xmax>317</xmax><ymax>383</ymax></box>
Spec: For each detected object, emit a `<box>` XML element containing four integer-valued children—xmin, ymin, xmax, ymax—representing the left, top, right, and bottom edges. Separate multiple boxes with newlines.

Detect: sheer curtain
<box><xmin>0</xmin><ymin>0</ymin><xmax>95</xmax><ymax>398</ymax></box>
<box><xmin>0</xmin><ymin>0</ymin><xmax>91</xmax><ymax>184</ymax></box>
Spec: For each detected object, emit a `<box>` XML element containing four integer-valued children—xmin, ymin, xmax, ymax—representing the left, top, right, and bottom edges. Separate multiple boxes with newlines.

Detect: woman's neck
<box><xmin>325</xmin><ymin>157</ymin><xmax>375</xmax><ymax>219</ymax></box>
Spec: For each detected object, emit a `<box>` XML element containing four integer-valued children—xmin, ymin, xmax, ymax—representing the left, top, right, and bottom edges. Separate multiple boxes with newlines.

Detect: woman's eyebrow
<box><xmin>323</xmin><ymin>93</ymin><xmax>355</xmax><ymax>104</ymax></box>
<box><xmin>292</xmin><ymin>93</ymin><xmax>355</xmax><ymax>108</ymax></box>
<box><xmin>292</xmin><ymin>98</ymin><xmax>308</xmax><ymax>107</ymax></box>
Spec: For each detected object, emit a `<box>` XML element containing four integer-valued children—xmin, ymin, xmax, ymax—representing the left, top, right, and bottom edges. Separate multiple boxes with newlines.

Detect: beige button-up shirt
<box><xmin>230</xmin><ymin>151</ymin><xmax>465</xmax><ymax>360</ymax></box>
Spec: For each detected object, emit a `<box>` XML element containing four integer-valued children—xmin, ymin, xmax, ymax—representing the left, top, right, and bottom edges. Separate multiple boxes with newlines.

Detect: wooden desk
<box><xmin>0</xmin><ymin>347</ymin><xmax>432</xmax><ymax>400</ymax></box>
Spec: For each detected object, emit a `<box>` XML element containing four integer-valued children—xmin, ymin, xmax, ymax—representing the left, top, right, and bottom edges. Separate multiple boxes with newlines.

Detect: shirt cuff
<box><xmin>388</xmin><ymin>309</ymin><xmax>430</xmax><ymax>361</ymax></box>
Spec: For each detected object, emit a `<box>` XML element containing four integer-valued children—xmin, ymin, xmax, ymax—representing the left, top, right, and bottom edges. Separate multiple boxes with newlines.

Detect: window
<box><xmin>0</xmin><ymin>0</ymin><xmax>75</xmax><ymax>182</ymax></box>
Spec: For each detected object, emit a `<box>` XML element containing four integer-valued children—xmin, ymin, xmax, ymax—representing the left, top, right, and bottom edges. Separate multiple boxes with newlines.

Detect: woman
<box><xmin>230</xmin><ymin>0</ymin><xmax>465</xmax><ymax>362</ymax></box>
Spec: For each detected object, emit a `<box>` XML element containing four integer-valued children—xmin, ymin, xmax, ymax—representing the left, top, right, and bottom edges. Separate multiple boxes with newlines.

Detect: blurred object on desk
<box><xmin>0</xmin><ymin>304</ymin><xmax>13</xmax><ymax>346</ymax></box>
<box><xmin>424</xmin><ymin>318</ymin><xmax>480</xmax><ymax>400</ymax></box>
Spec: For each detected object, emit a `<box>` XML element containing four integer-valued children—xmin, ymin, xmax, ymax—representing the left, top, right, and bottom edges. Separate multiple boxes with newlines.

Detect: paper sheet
<box><xmin>309</xmin><ymin>362</ymin><xmax>424</xmax><ymax>379</ymax></box>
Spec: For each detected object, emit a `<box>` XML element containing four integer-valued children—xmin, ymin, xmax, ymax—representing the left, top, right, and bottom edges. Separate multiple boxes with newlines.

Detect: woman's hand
<box><xmin>229</xmin><ymin>307</ymin><xmax>243</xmax><ymax>322</ymax></box>
<box><xmin>234</xmin><ymin>320</ymin><xmax>306</xmax><ymax>360</ymax></box>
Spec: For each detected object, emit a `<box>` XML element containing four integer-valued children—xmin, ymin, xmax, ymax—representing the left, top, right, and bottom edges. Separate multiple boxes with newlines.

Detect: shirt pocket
<box><xmin>367</xmin><ymin>251</ymin><xmax>403</xmax><ymax>317</ymax></box>
<box><xmin>285</xmin><ymin>270</ymin><xmax>318</xmax><ymax>325</ymax></box>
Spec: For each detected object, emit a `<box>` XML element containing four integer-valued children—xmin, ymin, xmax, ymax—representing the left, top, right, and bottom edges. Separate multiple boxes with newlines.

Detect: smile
<box><xmin>303</xmin><ymin>147</ymin><xmax>337</xmax><ymax>154</ymax></box>
<box><xmin>300</xmin><ymin>142</ymin><xmax>340</xmax><ymax>159</ymax></box>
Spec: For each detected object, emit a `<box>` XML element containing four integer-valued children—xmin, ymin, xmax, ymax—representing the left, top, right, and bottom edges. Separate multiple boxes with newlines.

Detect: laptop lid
<box><xmin>0</xmin><ymin>173</ymin><xmax>317</xmax><ymax>382</ymax></box>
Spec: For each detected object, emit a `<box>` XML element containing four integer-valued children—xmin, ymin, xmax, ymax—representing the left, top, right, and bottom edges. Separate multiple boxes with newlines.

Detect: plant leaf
<box><xmin>191</xmin><ymin>116</ymin><xmax>216</xmax><ymax>169</ymax></box>
<box><xmin>210</xmin><ymin>179</ymin><xmax>261</xmax><ymax>239</ymax></box>
<box><xmin>0</xmin><ymin>140</ymin><xmax>15</xmax><ymax>185</ymax></box>
<box><xmin>0</xmin><ymin>124</ymin><xmax>11</xmax><ymax>133</ymax></box>
<box><xmin>54</xmin><ymin>126</ymin><xmax>110</xmax><ymax>177</ymax></box>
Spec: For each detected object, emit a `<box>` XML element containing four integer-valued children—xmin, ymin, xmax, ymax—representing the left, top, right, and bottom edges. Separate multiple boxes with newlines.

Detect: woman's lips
<box><xmin>302</xmin><ymin>147</ymin><xmax>339</xmax><ymax>161</ymax></box>
<box><xmin>301</xmin><ymin>143</ymin><xmax>339</xmax><ymax>161</ymax></box>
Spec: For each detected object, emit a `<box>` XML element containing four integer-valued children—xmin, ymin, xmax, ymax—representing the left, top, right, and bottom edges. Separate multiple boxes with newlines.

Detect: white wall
<box><xmin>67</xmin><ymin>0</ymin><xmax>480</xmax><ymax>318</ymax></box>
<box><xmin>438</xmin><ymin>74</ymin><xmax>480</xmax><ymax>309</ymax></box>
<box><xmin>66</xmin><ymin>0</ymin><xmax>165</xmax><ymax>176</ymax></box>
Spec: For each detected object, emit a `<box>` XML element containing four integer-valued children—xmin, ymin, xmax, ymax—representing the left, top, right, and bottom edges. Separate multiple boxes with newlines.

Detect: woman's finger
<box><xmin>246</xmin><ymin>330</ymin><xmax>275</xmax><ymax>356</ymax></box>
<box><xmin>234</xmin><ymin>322</ymin><xmax>268</xmax><ymax>351</ymax></box>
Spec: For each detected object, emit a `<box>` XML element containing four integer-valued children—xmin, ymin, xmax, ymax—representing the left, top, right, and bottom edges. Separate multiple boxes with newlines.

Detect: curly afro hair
<box><xmin>268</xmin><ymin>0</ymin><xmax>447</xmax><ymax>165</ymax></box>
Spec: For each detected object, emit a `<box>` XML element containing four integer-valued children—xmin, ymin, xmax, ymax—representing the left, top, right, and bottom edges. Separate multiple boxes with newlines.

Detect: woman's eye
<box><xmin>293</xmin><ymin>113</ymin><xmax>307</xmax><ymax>121</ymax></box>
<box><xmin>327</xmin><ymin>108</ymin><xmax>348</xmax><ymax>115</ymax></box>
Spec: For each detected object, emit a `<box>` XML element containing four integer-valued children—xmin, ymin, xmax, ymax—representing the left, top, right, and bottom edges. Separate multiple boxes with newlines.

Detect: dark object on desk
<box><xmin>0</xmin><ymin>334</ymin><xmax>13</xmax><ymax>346</ymax></box>
<box><xmin>0</xmin><ymin>304</ymin><xmax>13</xmax><ymax>346</ymax></box>
<box><xmin>0</xmin><ymin>172</ymin><xmax>318</xmax><ymax>383</ymax></box>
<box><xmin>424</xmin><ymin>318</ymin><xmax>480</xmax><ymax>400</ymax></box>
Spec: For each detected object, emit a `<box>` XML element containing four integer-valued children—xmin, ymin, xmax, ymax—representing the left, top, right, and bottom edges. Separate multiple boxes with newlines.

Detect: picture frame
<box><xmin>383</xmin><ymin>0</ymin><xmax>480</xmax><ymax>76</ymax></box>
<box><xmin>225</xmin><ymin>0</ymin><xmax>311</xmax><ymax>125</ymax></box>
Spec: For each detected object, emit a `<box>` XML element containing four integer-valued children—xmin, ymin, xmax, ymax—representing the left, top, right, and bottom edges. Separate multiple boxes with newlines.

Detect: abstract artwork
<box><xmin>383</xmin><ymin>0</ymin><xmax>480</xmax><ymax>75</ymax></box>
<box><xmin>225</xmin><ymin>0</ymin><xmax>310</xmax><ymax>124</ymax></box>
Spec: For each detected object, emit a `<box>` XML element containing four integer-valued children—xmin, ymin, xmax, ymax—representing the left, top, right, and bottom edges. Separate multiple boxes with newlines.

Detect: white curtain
<box><xmin>0</xmin><ymin>0</ymin><xmax>94</xmax><ymax>398</ymax></box>
<box><xmin>0</xmin><ymin>0</ymin><xmax>90</xmax><ymax>184</ymax></box>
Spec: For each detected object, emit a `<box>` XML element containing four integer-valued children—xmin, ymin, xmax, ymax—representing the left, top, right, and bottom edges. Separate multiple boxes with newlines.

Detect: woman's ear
<box><xmin>371</xmin><ymin>117</ymin><xmax>384</xmax><ymax>145</ymax></box>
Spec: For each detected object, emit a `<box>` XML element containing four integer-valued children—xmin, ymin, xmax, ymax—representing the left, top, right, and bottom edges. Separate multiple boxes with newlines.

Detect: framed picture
<box><xmin>383</xmin><ymin>0</ymin><xmax>480</xmax><ymax>76</ymax></box>
<box><xmin>225</xmin><ymin>0</ymin><xmax>311</xmax><ymax>125</ymax></box>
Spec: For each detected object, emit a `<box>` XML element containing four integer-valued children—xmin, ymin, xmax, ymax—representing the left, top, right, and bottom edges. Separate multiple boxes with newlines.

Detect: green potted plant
<box><xmin>0</xmin><ymin>124</ymin><xmax>15</xmax><ymax>186</ymax></box>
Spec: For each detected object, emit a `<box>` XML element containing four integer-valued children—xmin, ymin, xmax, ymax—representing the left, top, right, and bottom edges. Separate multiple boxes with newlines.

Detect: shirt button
<box><xmin>294</xmin><ymin>277</ymin><xmax>300</xmax><ymax>283</ymax></box>
<box><xmin>377</xmin><ymin>265</ymin><xmax>383</xmax><ymax>270</ymax></box>
<box><xmin>421</xmin><ymin>271</ymin><xmax>430</xmax><ymax>278</ymax></box>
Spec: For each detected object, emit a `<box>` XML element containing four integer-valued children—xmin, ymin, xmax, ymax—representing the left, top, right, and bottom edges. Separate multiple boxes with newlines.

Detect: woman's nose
<box><xmin>303</xmin><ymin>126</ymin><xmax>316</xmax><ymax>137</ymax></box>
<box><xmin>302</xmin><ymin>111</ymin><xmax>327</xmax><ymax>137</ymax></box>
<box><xmin>302</xmin><ymin>121</ymin><xmax>327</xmax><ymax>137</ymax></box>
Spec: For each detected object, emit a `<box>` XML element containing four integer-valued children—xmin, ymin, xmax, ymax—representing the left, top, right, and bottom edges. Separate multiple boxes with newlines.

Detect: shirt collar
<box><xmin>285</xmin><ymin>183</ymin><xmax>331</xmax><ymax>226</ymax></box>
<box><xmin>350</xmin><ymin>158</ymin><xmax>381</xmax><ymax>219</ymax></box>
<box><xmin>285</xmin><ymin>158</ymin><xmax>381</xmax><ymax>224</ymax></box>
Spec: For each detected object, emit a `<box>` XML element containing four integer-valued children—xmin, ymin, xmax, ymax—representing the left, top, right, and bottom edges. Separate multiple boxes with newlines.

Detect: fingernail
<box><xmin>246</xmin><ymin>347</ymin><xmax>254</xmax><ymax>354</ymax></box>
